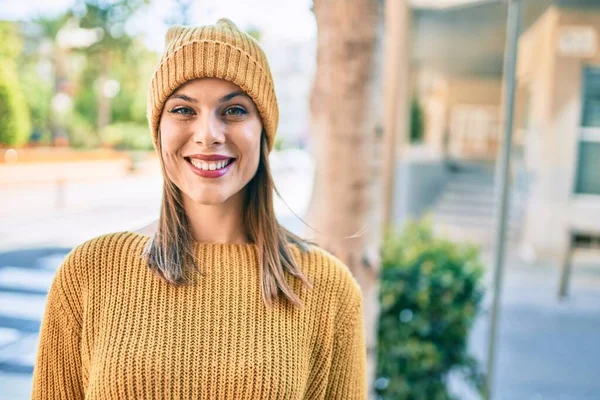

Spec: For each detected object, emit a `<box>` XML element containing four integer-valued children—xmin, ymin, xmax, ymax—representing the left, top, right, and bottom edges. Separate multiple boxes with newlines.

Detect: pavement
<box><xmin>1</xmin><ymin>159</ymin><xmax>599</xmax><ymax>399</ymax></box>
<box><xmin>455</xmin><ymin>250</ymin><xmax>600</xmax><ymax>400</ymax></box>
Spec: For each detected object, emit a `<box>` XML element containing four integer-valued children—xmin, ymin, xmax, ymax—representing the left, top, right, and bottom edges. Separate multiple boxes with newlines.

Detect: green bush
<box><xmin>101</xmin><ymin>122</ymin><xmax>153</xmax><ymax>151</ymax></box>
<box><xmin>66</xmin><ymin>112</ymin><xmax>100</xmax><ymax>149</ymax></box>
<box><xmin>0</xmin><ymin>22</ymin><xmax>31</xmax><ymax>147</ymax></box>
<box><xmin>19</xmin><ymin>64</ymin><xmax>53</xmax><ymax>145</ymax></box>
<box><xmin>376</xmin><ymin>219</ymin><xmax>486</xmax><ymax>400</ymax></box>
<box><xmin>0</xmin><ymin>64</ymin><xmax>31</xmax><ymax>147</ymax></box>
<box><xmin>273</xmin><ymin>135</ymin><xmax>285</xmax><ymax>151</ymax></box>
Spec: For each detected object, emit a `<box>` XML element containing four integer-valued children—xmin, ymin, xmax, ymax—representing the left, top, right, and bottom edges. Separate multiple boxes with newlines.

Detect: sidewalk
<box><xmin>491</xmin><ymin>253</ymin><xmax>600</xmax><ymax>399</ymax></box>
<box><xmin>0</xmin><ymin>155</ymin><xmax>312</xmax><ymax>250</ymax></box>
<box><xmin>451</xmin><ymin>248</ymin><xmax>600</xmax><ymax>400</ymax></box>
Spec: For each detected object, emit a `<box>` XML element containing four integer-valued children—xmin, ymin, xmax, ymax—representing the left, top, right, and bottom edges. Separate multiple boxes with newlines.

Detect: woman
<box><xmin>31</xmin><ymin>18</ymin><xmax>366</xmax><ymax>399</ymax></box>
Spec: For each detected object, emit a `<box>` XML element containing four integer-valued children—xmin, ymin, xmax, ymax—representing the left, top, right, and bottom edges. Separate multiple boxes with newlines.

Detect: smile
<box><xmin>187</xmin><ymin>157</ymin><xmax>234</xmax><ymax>171</ymax></box>
<box><xmin>185</xmin><ymin>157</ymin><xmax>236</xmax><ymax>179</ymax></box>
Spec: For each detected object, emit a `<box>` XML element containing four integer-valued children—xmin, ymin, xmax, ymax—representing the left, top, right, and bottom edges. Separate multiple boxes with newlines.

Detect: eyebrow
<box><xmin>219</xmin><ymin>91</ymin><xmax>247</xmax><ymax>103</ymax></box>
<box><xmin>169</xmin><ymin>93</ymin><xmax>197</xmax><ymax>103</ymax></box>
<box><xmin>167</xmin><ymin>91</ymin><xmax>249</xmax><ymax>104</ymax></box>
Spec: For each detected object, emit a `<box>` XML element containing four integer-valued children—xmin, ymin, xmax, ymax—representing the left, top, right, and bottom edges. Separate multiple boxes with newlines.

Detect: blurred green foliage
<box><xmin>376</xmin><ymin>218</ymin><xmax>486</xmax><ymax>400</ymax></box>
<box><xmin>273</xmin><ymin>135</ymin><xmax>285</xmax><ymax>151</ymax></box>
<box><xmin>70</xmin><ymin>0</ymin><xmax>150</xmax><ymax>135</ymax></box>
<box><xmin>0</xmin><ymin>1</ymin><xmax>158</xmax><ymax>149</ymax></box>
<box><xmin>19</xmin><ymin>15</ymin><xmax>72</xmax><ymax>145</ymax></box>
<box><xmin>101</xmin><ymin>122</ymin><xmax>153</xmax><ymax>151</ymax></box>
<box><xmin>18</xmin><ymin>62</ymin><xmax>54</xmax><ymax>145</ymax></box>
<box><xmin>66</xmin><ymin>112</ymin><xmax>100</xmax><ymax>149</ymax></box>
<box><xmin>0</xmin><ymin>22</ymin><xmax>31</xmax><ymax>147</ymax></box>
<box><xmin>1</xmin><ymin>1</ymin><xmax>266</xmax><ymax>150</ymax></box>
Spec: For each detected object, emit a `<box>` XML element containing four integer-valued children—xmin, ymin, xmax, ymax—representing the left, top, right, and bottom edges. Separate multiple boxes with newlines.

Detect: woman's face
<box><xmin>159</xmin><ymin>78</ymin><xmax>263</xmax><ymax>206</ymax></box>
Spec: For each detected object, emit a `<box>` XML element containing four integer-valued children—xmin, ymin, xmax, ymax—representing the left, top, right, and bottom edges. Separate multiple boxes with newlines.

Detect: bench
<box><xmin>559</xmin><ymin>229</ymin><xmax>600</xmax><ymax>298</ymax></box>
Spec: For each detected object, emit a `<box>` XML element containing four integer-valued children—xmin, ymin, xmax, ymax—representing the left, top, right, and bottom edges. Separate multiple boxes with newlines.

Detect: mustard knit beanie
<box><xmin>147</xmin><ymin>18</ymin><xmax>279</xmax><ymax>152</ymax></box>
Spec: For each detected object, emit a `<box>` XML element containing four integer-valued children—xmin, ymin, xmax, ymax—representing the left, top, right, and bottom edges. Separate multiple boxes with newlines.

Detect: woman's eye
<box><xmin>223</xmin><ymin>106</ymin><xmax>248</xmax><ymax>117</ymax></box>
<box><xmin>169</xmin><ymin>107</ymin><xmax>195</xmax><ymax>116</ymax></box>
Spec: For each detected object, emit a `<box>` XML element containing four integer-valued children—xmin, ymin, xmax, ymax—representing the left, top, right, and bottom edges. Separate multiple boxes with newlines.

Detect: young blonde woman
<box><xmin>31</xmin><ymin>18</ymin><xmax>366</xmax><ymax>399</ymax></box>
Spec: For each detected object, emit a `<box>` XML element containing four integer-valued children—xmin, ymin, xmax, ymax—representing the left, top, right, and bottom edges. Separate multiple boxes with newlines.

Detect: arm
<box><xmin>324</xmin><ymin>291</ymin><xmax>368</xmax><ymax>399</ymax></box>
<box><xmin>31</xmin><ymin>249</ymin><xmax>85</xmax><ymax>399</ymax></box>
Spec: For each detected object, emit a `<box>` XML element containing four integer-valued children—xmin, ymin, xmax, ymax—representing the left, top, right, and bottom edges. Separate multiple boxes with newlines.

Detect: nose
<box><xmin>192</xmin><ymin>112</ymin><xmax>225</xmax><ymax>147</ymax></box>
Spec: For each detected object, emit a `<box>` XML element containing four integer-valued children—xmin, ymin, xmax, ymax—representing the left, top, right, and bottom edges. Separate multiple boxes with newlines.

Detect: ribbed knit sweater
<box><xmin>31</xmin><ymin>231</ymin><xmax>367</xmax><ymax>399</ymax></box>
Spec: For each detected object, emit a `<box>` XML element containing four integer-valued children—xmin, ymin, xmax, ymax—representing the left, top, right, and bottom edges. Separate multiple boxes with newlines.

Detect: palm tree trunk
<box><xmin>50</xmin><ymin>47</ymin><xmax>68</xmax><ymax>145</ymax></box>
<box><xmin>382</xmin><ymin>0</ymin><xmax>411</xmax><ymax>227</ymax></box>
<box><xmin>306</xmin><ymin>0</ymin><xmax>383</xmax><ymax>394</ymax></box>
<box><xmin>97</xmin><ymin>51</ymin><xmax>112</xmax><ymax>135</ymax></box>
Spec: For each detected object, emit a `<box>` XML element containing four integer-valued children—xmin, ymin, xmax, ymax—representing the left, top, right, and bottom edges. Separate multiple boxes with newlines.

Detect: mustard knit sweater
<box><xmin>31</xmin><ymin>231</ymin><xmax>367</xmax><ymax>399</ymax></box>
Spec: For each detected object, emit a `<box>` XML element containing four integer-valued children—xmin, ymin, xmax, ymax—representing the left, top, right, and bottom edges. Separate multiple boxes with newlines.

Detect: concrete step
<box><xmin>434</xmin><ymin>201</ymin><xmax>526</xmax><ymax>216</ymax></box>
<box><xmin>435</xmin><ymin>194</ymin><xmax>526</xmax><ymax>208</ymax></box>
<box><xmin>438</xmin><ymin>190</ymin><xmax>524</xmax><ymax>202</ymax></box>
<box><xmin>430</xmin><ymin>162</ymin><xmax>528</xmax><ymax>247</ymax></box>
<box><xmin>434</xmin><ymin>223</ymin><xmax>522</xmax><ymax>247</ymax></box>
<box><xmin>444</xmin><ymin>182</ymin><xmax>496</xmax><ymax>192</ymax></box>
<box><xmin>432</xmin><ymin>213</ymin><xmax>523</xmax><ymax>229</ymax></box>
<box><xmin>433</xmin><ymin>209</ymin><xmax>523</xmax><ymax>223</ymax></box>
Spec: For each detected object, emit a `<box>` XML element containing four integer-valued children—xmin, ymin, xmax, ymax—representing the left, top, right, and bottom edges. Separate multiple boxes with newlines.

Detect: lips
<box><xmin>185</xmin><ymin>156</ymin><xmax>236</xmax><ymax>178</ymax></box>
<box><xmin>186</xmin><ymin>157</ymin><xmax>234</xmax><ymax>171</ymax></box>
<box><xmin>186</xmin><ymin>154</ymin><xmax>235</xmax><ymax>161</ymax></box>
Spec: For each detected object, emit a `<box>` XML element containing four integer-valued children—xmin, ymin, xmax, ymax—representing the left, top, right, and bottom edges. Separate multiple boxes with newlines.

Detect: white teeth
<box><xmin>189</xmin><ymin>158</ymin><xmax>232</xmax><ymax>171</ymax></box>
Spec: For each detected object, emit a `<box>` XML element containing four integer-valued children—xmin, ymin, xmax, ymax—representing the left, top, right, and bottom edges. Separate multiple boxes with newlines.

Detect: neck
<box><xmin>182</xmin><ymin>192</ymin><xmax>249</xmax><ymax>245</ymax></box>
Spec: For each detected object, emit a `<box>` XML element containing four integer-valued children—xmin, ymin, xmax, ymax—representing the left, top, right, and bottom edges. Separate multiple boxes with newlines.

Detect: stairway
<box><xmin>431</xmin><ymin>161</ymin><xmax>528</xmax><ymax>249</ymax></box>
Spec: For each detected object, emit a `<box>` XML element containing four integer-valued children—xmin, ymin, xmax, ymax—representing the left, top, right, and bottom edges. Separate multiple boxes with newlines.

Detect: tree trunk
<box><xmin>97</xmin><ymin>52</ymin><xmax>112</xmax><ymax>135</ymax></box>
<box><xmin>382</xmin><ymin>0</ymin><xmax>411</xmax><ymax>228</ymax></box>
<box><xmin>50</xmin><ymin>47</ymin><xmax>68</xmax><ymax>145</ymax></box>
<box><xmin>306</xmin><ymin>0</ymin><xmax>382</xmax><ymax>395</ymax></box>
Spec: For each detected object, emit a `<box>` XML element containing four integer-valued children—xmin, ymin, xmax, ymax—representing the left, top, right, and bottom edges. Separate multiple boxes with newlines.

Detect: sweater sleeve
<box><xmin>324</xmin><ymin>288</ymin><xmax>368</xmax><ymax>399</ymax></box>
<box><xmin>31</xmin><ymin>246</ymin><xmax>86</xmax><ymax>400</ymax></box>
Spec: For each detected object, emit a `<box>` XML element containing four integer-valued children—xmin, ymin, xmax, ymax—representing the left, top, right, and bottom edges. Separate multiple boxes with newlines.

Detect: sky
<box><xmin>0</xmin><ymin>0</ymin><xmax>492</xmax><ymax>52</ymax></box>
<box><xmin>0</xmin><ymin>0</ymin><xmax>318</xmax><ymax>51</ymax></box>
<box><xmin>0</xmin><ymin>0</ymin><xmax>492</xmax><ymax>44</ymax></box>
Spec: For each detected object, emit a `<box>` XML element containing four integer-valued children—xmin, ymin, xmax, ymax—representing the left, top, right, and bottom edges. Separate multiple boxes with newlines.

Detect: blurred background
<box><xmin>0</xmin><ymin>0</ymin><xmax>599</xmax><ymax>399</ymax></box>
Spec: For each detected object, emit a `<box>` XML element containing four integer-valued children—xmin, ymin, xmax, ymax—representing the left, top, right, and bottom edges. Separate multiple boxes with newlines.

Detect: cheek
<box><xmin>160</xmin><ymin>119</ymin><xmax>178</xmax><ymax>150</ymax></box>
<box><xmin>158</xmin><ymin>121</ymin><xmax>186</xmax><ymax>179</ymax></box>
<box><xmin>160</xmin><ymin>116</ymin><xmax>190</xmax><ymax>153</ymax></box>
<box><xmin>241</xmin><ymin>133</ymin><xmax>261</xmax><ymax>173</ymax></box>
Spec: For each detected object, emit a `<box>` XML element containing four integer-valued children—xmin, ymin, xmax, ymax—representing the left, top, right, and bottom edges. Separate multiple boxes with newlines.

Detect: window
<box><xmin>582</xmin><ymin>67</ymin><xmax>600</xmax><ymax>128</ymax></box>
<box><xmin>575</xmin><ymin>67</ymin><xmax>600</xmax><ymax>195</ymax></box>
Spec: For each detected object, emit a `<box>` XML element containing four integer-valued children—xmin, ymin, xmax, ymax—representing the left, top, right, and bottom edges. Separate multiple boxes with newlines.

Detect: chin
<box><xmin>191</xmin><ymin>195</ymin><xmax>227</xmax><ymax>206</ymax></box>
<box><xmin>188</xmin><ymin>192</ymin><xmax>230</xmax><ymax>205</ymax></box>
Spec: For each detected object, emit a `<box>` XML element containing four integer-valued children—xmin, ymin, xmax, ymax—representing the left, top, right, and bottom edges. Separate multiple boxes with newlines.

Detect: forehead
<box><xmin>170</xmin><ymin>78</ymin><xmax>247</xmax><ymax>99</ymax></box>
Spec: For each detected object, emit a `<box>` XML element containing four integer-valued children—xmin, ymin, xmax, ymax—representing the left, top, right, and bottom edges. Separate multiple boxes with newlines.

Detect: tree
<box><xmin>20</xmin><ymin>14</ymin><xmax>84</xmax><ymax>145</ymax></box>
<box><xmin>73</xmin><ymin>0</ymin><xmax>148</xmax><ymax>132</ymax></box>
<box><xmin>19</xmin><ymin>16</ymin><xmax>70</xmax><ymax>145</ymax></box>
<box><xmin>382</xmin><ymin>0</ymin><xmax>411</xmax><ymax>228</ymax></box>
<box><xmin>0</xmin><ymin>22</ymin><xmax>31</xmax><ymax>147</ymax></box>
<box><xmin>306</xmin><ymin>0</ymin><xmax>383</xmax><ymax>394</ymax></box>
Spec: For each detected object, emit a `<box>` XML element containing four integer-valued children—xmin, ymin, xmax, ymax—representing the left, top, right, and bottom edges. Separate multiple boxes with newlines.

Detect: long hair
<box><xmin>142</xmin><ymin>131</ymin><xmax>313</xmax><ymax>308</ymax></box>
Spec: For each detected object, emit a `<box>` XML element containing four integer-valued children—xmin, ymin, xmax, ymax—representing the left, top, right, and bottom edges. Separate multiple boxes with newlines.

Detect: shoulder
<box><xmin>67</xmin><ymin>231</ymin><xmax>148</xmax><ymax>258</ymax></box>
<box><xmin>290</xmin><ymin>244</ymin><xmax>363</xmax><ymax>309</ymax></box>
<box><xmin>59</xmin><ymin>231</ymin><xmax>149</xmax><ymax>278</ymax></box>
